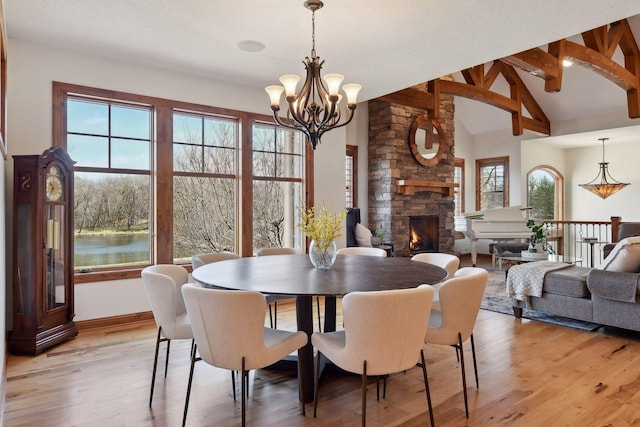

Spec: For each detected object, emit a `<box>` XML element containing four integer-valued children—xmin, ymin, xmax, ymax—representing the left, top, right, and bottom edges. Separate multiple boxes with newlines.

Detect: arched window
<box><xmin>526</xmin><ymin>166</ymin><xmax>563</xmax><ymax>220</ymax></box>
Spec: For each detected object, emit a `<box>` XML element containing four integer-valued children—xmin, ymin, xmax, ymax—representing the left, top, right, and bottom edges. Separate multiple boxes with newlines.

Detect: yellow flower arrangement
<box><xmin>297</xmin><ymin>203</ymin><xmax>347</xmax><ymax>251</ymax></box>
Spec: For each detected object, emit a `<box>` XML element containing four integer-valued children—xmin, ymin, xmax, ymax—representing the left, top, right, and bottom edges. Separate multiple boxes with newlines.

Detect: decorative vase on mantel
<box><xmin>308</xmin><ymin>239</ymin><xmax>337</xmax><ymax>270</ymax></box>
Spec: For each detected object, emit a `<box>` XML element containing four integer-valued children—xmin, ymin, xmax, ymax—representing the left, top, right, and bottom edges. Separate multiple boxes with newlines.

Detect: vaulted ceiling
<box><xmin>5</xmin><ymin>1</ymin><xmax>640</xmax><ymax>142</ymax></box>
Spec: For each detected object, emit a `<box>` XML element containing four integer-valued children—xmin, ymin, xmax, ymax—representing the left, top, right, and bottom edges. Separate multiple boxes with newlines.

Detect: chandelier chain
<box><xmin>311</xmin><ymin>9</ymin><xmax>316</xmax><ymax>58</ymax></box>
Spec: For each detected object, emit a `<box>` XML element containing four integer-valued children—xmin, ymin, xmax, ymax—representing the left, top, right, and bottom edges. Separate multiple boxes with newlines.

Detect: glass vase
<box><xmin>308</xmin><ymin>239</ymin><xmax>337</xmax><ymax>270</ymax></box>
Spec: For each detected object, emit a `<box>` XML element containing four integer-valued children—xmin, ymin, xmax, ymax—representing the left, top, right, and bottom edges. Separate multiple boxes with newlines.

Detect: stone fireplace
<box><xmin>368</xmin><ymin>89</ymin><xmax>456</xmax><ymax>257</ymax></box>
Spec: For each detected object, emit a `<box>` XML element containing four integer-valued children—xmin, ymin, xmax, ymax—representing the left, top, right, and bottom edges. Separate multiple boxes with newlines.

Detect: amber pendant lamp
<box><xmin>579</xmin><ymin>137</ymin><xmax>630</xmax><ymax>199</ymax></box>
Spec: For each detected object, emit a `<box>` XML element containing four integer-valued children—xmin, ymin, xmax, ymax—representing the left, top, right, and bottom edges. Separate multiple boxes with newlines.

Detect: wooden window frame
<box><xmin>475</xmin><ymin>156</ymin><xmax>509</xmax><ymax>211</ymax></box>
<box><xmin>346</xmin><ymin>145</ymin><xmax>358</xmax><ymax>208</ymax></box>
<box><xmin>453</xmin><ymin>157</ymin><xmax>465</xmax><ymax>238</ymax></box>
<box><xmin>52</xmin><ymin>82</ymin><xmax>313</xmax><ymax>282</ymax></box>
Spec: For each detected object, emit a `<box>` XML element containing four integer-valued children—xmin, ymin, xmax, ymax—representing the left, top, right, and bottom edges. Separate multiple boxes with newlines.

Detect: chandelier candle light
<box><xmin>265</xmin><ymin>0</ymin><xmax>361</xmax><ymax>149</ymax></box>
<box><xmin>579</xmin><ymin>137</ymin><xmax>630</xmax><ymax>199</ymax></box>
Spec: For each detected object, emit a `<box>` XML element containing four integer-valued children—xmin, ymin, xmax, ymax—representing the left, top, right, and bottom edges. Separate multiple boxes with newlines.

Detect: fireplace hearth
<box><xmin>409</xmin><ymin>215</ymin><xmax>439</xmax><ymax>253</ymax></box>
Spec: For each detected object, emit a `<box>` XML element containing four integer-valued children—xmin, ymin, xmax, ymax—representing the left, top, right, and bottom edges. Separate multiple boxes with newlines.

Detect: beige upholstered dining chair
<box><xmin>181</xmin><ymin>284</ymin><xmax>308</xmax><ymax>427</ymax></box>
<box><xmin>312</xmin><ymin>286</ymin><xmax>436</xmax><ymax>427</ymax></box>
<box><xmin>336</xmin><ymin>247</ymin><xmax>387</xmax><ymax>257</ymax></box>
<box><xmin>256</xmin><ymin>247</ymin><xmax>300</xmax><ymax>256</ymax></box>
<box><xmin>191</xmin><ymin>252</ymin><xmax>239</xmax><ymax>269</ymax></box>
<box><xmin>411</xmin><ymin>252</ymin><xmax>460</xmax><ymax>278</ymax></box>
<box><xmin>256</xmin><ymin>247</ymin><xmax>323</xmax><ymax>331</ymax></box>
<box><xmin>424</xmin><ymin>266</ymin><xmax>488</xmax><ymax>419</ymax></box>
<box><xmin>411</xmin><ymin>252</ymin><xmax>461</xmax><ymax>309</ymax></box>
<box><xmin>141</xmin><ymin>264</ymin><xmax>194</xmax><ymax>407</ymax></box>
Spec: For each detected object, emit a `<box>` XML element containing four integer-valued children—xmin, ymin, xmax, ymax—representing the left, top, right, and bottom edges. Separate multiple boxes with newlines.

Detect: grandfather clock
<box><xmin>9</xmin><ymin>146</ymin><xmax>78</xmax><ymax>355</ymax></box>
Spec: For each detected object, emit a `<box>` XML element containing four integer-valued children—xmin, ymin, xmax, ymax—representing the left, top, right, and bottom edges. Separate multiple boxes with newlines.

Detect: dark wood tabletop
<box><xmin>191</xmin><ymin>254</ymin><xmax>448</xmax><ymax>296</ymax></box>
<box><xmin>191</xmin><ymin>253</ymin><xmax>448</xmax><ymax>403</ymax></box>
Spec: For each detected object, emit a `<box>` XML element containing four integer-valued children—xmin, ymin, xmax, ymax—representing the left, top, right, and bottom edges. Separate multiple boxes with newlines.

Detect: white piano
<box><xmin>463</xmin><ymin>206</ymin><xmax>531</xmax><ymax>266</ymax></box>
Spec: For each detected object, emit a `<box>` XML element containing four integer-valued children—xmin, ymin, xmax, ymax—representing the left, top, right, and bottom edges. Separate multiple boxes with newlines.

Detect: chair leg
<box><xmin>316</xmin><ymin>296</ymin><xmax>322</xmax><ymax>332</ymax></box>
<box><xmin>458</xmin><ymin>333</ymin><xmax>469</xmax><ymax>418</ymax></box>
<box><xmin>164</xmin><ymin>338</ymin><xmax>171</xmax><ymax>377</ymax></box>
<box><xmin>231</xmin><ymin>371</ymin><xmax>237</xmax><ymax>401</ymax></box>
<box><xmin>274</xmin><ymin>301</ymin><xmax>278</xmax><ymax>329</ymax></box>
<box><xmin>149</xmin><ymin>327</ymin><xmax>162</xmax><ymax>407</ymax></box>
<box><xmin>313</xmin><ymin>351</ymin><xmax>322</xmax><ymax>417</ymax></box>
<box><xmin>361</xmin><ymin>361</ymin><xmax>367</xmax><ymax>427</ymax></box>
<box><xmin>268</xmin><ymin>304</ymin><xmax>274</xmax><ymax>328</ymax></box>
<box><xmin>470</xmin><ymin>333</ymin><xmax>479</xmax><ymax>389</ymax></box>
<box><xmin>420</xmin><ymin>349</ymin><xmax>435</xmax><ymax>427</ymax></box>
<box><xmin>298</xmin><ymin>355</ymin><xmax>306</xmax><ymax>417</ymax></box>
<box><xmin>383</xmin><ymin>375</ymin><xmax>387</xmax><ymax>399</ymax></box>
<box><xmin>241</xmin><ymin>358</ymin><xmax>247</xmax><ymax>427</ymax></box>
<box><xmin>376</xmin><ymin>376</ymin><xmax>380</xmax><ymax>401</ymax></box>
<box><xmin>245</xmin><ymin>371</ymin><xmax>249</xmax><ymax>398</ymax></box>
<box><xmin>182</xmin><ymin>343</ymin><xmax>198</xmax><ymax>427</ymax></box>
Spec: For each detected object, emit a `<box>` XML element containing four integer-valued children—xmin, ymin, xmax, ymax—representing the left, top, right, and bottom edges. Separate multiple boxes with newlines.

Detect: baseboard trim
<box><xmin>76</xmin><ymin>311</ymin><xmax>154</xmax><ymax>331</ymax></box>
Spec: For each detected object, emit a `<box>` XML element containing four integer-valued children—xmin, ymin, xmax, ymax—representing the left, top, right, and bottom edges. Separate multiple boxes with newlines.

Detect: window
<box><xmin>53</xmin><ymin>82</ymin><xmax>310</xmax><ymax>282</ymax></box>
<box><xmin>527</xmin><ymin>166</ymin><xmax>563</xmax><ymax>220</ymax></box>
<box><xmin>172</xmin><ymin>111</ymin><xmax>238</xmax><ymax>261</ymax></box>
<box><xmin>476</xmin><ymin>156</ymin><xmax>509</xmax><ymax>211</ymax></box>
<box><xmin>453</xmin><ymin>158</ymin><xmax>465</xmax><ymax>236</ymax></box>
<box><xmin>66</xmin><ymin>97</ymin><xmax>152</xmax><ymax>270</ymax></box>
<box><xmin>345</xmin><ymin>145</ymin><xmax>358</xmax><ymax>207</ymax></box>
<box><xmin>252</xmin><ymin>122</ymin><xmax>305</xmax><ymax>253</ymax></box>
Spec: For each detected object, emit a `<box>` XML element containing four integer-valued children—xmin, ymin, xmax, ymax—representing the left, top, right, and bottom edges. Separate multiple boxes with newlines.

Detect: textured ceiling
<box><xmin>5</xmin><ymin>0</ymin><xmax>640</xmax><ymax>139</ymax></box>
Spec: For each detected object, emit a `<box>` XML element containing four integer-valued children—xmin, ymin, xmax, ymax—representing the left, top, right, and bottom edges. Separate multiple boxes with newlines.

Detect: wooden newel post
<box><xmin>610</xmin><ymin>216</ymin><xmax>621</xmax><ymax>244</ymax></box>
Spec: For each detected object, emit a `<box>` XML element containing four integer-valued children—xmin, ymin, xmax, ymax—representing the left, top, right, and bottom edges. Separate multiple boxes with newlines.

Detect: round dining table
<box><xmin>191</xmin><ymin>253</ymin><xmax>448</xmax><ymax>402</ymax></box>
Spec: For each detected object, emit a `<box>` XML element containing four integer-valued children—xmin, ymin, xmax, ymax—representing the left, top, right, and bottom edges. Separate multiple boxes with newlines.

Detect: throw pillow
<box><xmin>354</xmin><ymin>223</ymin><xmax>373</xmax><ymax>247</ymax></box>
<box><xmin>598</xmin><ymin>236</ymin><xmax>640</xmax><ymax>272</ymax></box>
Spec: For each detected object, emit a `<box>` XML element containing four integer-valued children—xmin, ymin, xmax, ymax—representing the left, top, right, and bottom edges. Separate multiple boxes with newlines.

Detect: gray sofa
<box><xmin>512</xmin><ymin>266</ymin><xmax>640</xmax><ymax>332</ymax></box>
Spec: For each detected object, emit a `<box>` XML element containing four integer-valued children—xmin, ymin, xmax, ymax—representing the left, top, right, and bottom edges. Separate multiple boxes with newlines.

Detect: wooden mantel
<box><xmin>397</xmin><ymin>180</ymin><xmax>458</xmax><ymax>196</ymax></box>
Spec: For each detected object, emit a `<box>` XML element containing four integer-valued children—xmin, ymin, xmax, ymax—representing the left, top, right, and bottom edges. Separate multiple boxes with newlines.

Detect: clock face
<box><xmin>46</xmin><ymin>173</ymin><xmax>63</xmax><ymax>202</ymax></box>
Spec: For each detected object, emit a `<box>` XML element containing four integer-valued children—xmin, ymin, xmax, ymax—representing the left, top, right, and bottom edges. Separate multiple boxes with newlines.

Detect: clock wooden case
<box><xmin>9</xmin><ymin>146</ymin><xmax>78</xmax><ymax>355</ymax></box>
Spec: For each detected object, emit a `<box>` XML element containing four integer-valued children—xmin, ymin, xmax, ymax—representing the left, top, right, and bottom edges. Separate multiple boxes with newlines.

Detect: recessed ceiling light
<box><xmin>238</xmin><ymin>40</ymin><xmax>265</xmax><ymax>53</ymax></box>
<box><xmin>562</xmin><ymin>59</ymin><xmax>573</xmax><ymax>67</ymax></box>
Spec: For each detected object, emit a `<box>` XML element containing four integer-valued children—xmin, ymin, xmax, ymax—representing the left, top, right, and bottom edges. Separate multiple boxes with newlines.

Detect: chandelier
<box><xmin>579</xmin><ymin>137</ymin><xmax>630</xmax><ymax>199</ymax></box>
<box><xmin>265</xmin><ymin>0</ymin><xmax>361</xmax><ymax>149</ymax></box>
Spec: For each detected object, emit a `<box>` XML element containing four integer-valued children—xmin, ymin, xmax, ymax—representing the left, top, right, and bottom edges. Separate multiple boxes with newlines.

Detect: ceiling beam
<box><xmin>377</xmin><ymin>88</ymin><xmax>434</xmax><ymax>111</ymax></box>
<box><xmin>376</xmin><ymin>18</ymin><xmax>640</xmax><ymax>134</ymax></box>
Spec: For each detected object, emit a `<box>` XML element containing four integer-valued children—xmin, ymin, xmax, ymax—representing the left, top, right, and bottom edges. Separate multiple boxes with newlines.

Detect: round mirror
<box><xmin>409</xmin><ymin>115</ymin><xmax>445</xmax><ymax>166</ymax></box>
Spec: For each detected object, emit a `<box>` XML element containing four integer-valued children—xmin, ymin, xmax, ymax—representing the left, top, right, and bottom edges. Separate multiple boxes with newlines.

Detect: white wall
<box><xmin>6</xmin><ymin>39</ymin><xmax>359</xmax><ymax>321</ymax></box>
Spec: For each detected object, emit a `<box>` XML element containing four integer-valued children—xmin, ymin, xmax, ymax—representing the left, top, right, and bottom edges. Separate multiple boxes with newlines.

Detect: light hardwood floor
<box><xmin>5</xmin><ymin>258</ymin><xmax>640</xmax><ymax>426</ymax></box>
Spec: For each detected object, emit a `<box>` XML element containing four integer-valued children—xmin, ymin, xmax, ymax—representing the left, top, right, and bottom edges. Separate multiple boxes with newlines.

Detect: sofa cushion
<box><xmin>587</xmin><ymin>269</ymin><xmax>640</xmax><ymax>302</ymax></box>
<box><xmin>543</xmin><ymin>266</ymin><xmax>591</xmax><ymax>298</ymax></box>
<box><xmin>354</xmin><ymin>223</ymin><xmax>373</xmax><ymax>247</ymax></box>
<box><xmin>598</xmin><ymin>236</ymin><xmax>640</xmax><ymax>272</ymax></box>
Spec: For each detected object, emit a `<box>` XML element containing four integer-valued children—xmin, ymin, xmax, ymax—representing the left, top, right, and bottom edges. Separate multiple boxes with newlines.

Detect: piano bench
<box><xmin>489</xmin><ymin>242</ymin><xmax>530</xmax><ymax>270</ymax></box>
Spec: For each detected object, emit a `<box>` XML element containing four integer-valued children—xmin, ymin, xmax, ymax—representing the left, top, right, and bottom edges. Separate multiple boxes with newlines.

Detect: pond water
<box><xmin>75</xmin><ymin>233</ymin><xmax>149</xmax><ymax>268</ymax></box>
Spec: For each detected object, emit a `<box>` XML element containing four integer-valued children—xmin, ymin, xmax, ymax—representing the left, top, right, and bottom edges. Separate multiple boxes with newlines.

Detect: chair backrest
<box><xmin>338</xmin><ymin>286</ymin><xmax>434</xmax><ymax>375</ymax></box>
<box><xmin>181</xmin><ymin>283</ymin><xmax>273</xmax><ymax>371</ymax></box>
<box><xmin>336</xmin><ymin>247</ymin><xmax>387</xmax><ymax>257</ymax></box>
<box><xmin>411</xmin><ymin>253</ymin><xmax>460</xmax><ymax>278</ymax></box>
<box><xmin>428</xmin><ymin>267</ymin><xmax>488</xmax><ymax>343</ymax></box>
<box><xmin>141</xmin><ymin>264</ymin><xmax>190</xmax><ymax>336</ymax></box>
<box><xmin>256</xmin><ymin>247</ymin><xmax>299</xmax><ymax>256</ymax></box>
<box><xmin>191</xmin><ymin>252</ymin><xmax>239</xmax><ymax>269</ymax></box>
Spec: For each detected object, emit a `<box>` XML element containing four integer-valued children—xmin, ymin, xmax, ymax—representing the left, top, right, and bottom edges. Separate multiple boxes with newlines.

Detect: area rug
<box><xmin>481</xmin><ymin>269</ymin><xmax>602</xmax><ymax>331</ymax></box>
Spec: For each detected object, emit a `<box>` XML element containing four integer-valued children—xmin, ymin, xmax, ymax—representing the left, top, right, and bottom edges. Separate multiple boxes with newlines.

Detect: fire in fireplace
<box><xmin>409</xmin><ymin>215</ymin><xmax>439</xmax><ymax>252</ymax></box>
